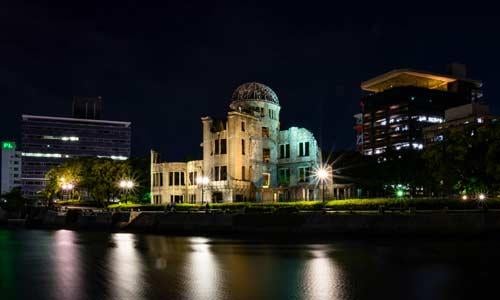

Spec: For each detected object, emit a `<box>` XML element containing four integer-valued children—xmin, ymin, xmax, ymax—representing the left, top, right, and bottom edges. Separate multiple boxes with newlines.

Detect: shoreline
<box><xmin>4</xmin><ymin>209</ymin><xmax>500</xmax><ymax>238</ymax></box>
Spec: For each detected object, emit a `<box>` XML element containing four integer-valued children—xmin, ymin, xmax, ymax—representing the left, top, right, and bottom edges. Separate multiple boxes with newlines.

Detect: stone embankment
<box><xmin>6</xmin><ymin>208</ymin><xmax>500</xmax><ymax>236</ymax></box>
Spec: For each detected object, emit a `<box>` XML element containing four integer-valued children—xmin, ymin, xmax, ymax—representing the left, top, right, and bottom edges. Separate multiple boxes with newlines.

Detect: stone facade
<box><xmin>151</xmin><ymin>82</ymin><xmax>322</xmax><ymax>204</ymax></box>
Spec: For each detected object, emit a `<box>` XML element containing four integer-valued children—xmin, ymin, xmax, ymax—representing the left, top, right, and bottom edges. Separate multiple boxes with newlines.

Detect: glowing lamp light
<box><xmin>316</xmin><ymin>168</ymin><xmax>329</xmax><ymax>181</ymax></box>
<box><xmin>312</xmin><ymin>164</ymin><xmax>333</xmax><ymax>184</ymax></box>
<box><xmin>396</xmin><ymin>189</ymin><xmax>404</xmax><ymax>197</ymax></box>
<box><xmin>197</xmin><ymin>176</ymin><xmax>210</xmax><ymax>185</ymax></box>
<box><xmin>478</xmin><ymin>193</ymin><xmax>486</xmax><ymax>201</ymax></box>
<box><xmin>119</xmin><ymin>179</ymin><xmax>135</xmax><ymax>190</ymax></box>
<box><xmin>462</xmin><ymin>195</ymin><xmax>468</xmax><ymax>201</ymax></box>
<box><xmin>61</xmin><ymin>183</ymin><xmax>74</xmax><ymax>191</ymax></box>
<box><xmin>312</xmin><ymin>164</ymin><xmax>332</xmax><ymax>203</ymax></box>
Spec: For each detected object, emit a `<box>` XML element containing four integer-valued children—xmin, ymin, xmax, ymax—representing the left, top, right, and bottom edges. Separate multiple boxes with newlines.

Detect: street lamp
<box><xmin>197</xmin><ymin>175</ymin><xmax>209</xmax><ymax>204</ymax></box>
<box><xmin>59</xmin><ymin>177</ymin><xmax>75</xmax><ymax>200</ymax></box>
<box><xmin>119</xmin><ymin>179</ymin><xmax>135</xmax><ymax>203</ymax></box>
<box><xmin>313</xmin><ymin>164</ymin><xmax>332</xmax><ymax>203</ymax></box>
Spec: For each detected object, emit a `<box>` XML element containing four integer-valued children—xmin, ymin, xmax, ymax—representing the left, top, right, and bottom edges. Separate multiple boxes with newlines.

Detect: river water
<box><xmin>0</xmin><ymin>229</ymin><xmax>498</xmax><ymax>300</ymax></box>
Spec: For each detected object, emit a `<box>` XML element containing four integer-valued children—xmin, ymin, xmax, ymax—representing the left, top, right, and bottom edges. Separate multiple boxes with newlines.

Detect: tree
<box><xmin>44</xmin><ymin>159</ymin><xmax>84</xmax><ymax>202</ymax></box>
<box><xmin>0</xmin><ymin>187</ymin><xmax>29</xmax><ymax>215</ymax></box>
<box><xmin>128</xmin><ymin>156</ymin><xmax>151</xmax><ymax>204</ymax></box>
<box><xmin>43</xmin><ymin>157</ymin><xmax>133</xmax><ymax>207</ymax></box>
<box><xmin>423</xmin><ymin>124</ymin><xmax>500</xmax><ymax>196</ymax></box>
<box><xmin>83</xmin><ymin>158</ymin><xmax>132</xmax><ymax>206</ymax></box>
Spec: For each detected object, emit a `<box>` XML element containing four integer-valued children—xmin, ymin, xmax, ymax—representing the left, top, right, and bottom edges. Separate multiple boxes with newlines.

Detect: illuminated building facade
<box><xmin>21</xmin><ymin>115</ymin><xmax>131</xmax><ymax>198</ymax></box>
<box><xmin>423</xmin><ymin>103</ymin><xmax>497</xmax><ymax>146</ymax></box>
<box><xmin>1</xmin><ymin>141</ymin><xmax>22</xmax><ymax>195</ymax></box>
<box><xmin>151</xmin><ymin>82</ymin><xmax>322</xmax><ymax>204</ymax></box>
<box><xmin>355</xmin><ymin>64</ymin><xmax>483</xmax><ymax>155</ymax></box>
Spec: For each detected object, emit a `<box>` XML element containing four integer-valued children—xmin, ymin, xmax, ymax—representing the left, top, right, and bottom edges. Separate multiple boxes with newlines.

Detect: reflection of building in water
<box><xmin>151</xmin><ymin>82</ymin><xmax>326</xmax><ymax>204</ymax></box>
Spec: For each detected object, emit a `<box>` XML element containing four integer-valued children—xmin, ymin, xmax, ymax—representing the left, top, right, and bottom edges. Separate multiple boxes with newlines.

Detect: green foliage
<box><xmin>54</xmin><ymin>200</ymin><xmax>100</xmax><ymax>207</ymax></box>
<box><xmin>423</xmin><ymin>124</ymin><xmax>500</xmax><ymax>195</ymax></box>
<box><xmin>128</xmin><ymin>156</ymin><xmax>151</xmax><ymax>204</ymax></box>
<box><xmin>0</xmin><ymin>187</ymin><xmax>30</xmax><ymax>212</ymax></box>
<box><xmin>44</xmin><ymin>157</ymin><xmax>133</xmax><ymax>207</ymax></box>
<box><xmin>107</xmin><ymin>198</ymin><xmax>500</xmax><ymax>212</ymax></box>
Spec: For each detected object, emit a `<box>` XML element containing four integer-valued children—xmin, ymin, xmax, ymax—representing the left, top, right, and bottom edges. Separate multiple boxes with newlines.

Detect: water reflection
<box><xmin>0</xmin><ymin>231</ymin><xmax>15</xmax><ymax>298</ymax></box>
<box><xmin>302</xmin><ymin>248</ymin><xmax>345</xmax><ymax>300</ymax></box>
<box><xmin>3</xmin><ymin>230</ymin><xmax>500</xmax><ymax>300</ymax></box>
<box><xmin>52</xmin><ymin>230</ymin><xmax>84</xmax><ymax>300</ymax></box>
<box><xmin>184</xmin><ymin>237</ymin><xmax>223</xmax><ymax>300</ymax></box>
<box><xmin>107</xmin><ymin>233</ymin><xmax>147</xmax><ymax>300</ymax></box>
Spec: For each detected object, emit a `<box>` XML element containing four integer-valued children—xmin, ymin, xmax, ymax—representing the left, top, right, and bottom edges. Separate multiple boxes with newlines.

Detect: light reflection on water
<box><xmin>184</xmin><ymin>237</ymin><xmax>223</xmax><ymax>300</ymax></box>
<box><xmin>1</xmin><ymin>230</ymin><xmax>500</xmax><ymax>300</ymax></box>
<box><xmin>302</xmin><ymin>249</ymin><xmax>345</xmax><ymax>300</ymax></box>
<box><xmin>52</xmin><ymin>230</ymin><xmax>84</xmax><ymax>300</ymax></box>
<box><xmin>107</xmin><ymin>233</ymin><xmax>147</xmax><ymax>300</ymax></box>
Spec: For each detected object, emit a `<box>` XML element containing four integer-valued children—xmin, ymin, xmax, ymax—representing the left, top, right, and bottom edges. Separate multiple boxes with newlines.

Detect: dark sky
<box><xmin>1</xmin><ymin>1</ymin><xmax>499</xmax><ymax>160</ymax></box>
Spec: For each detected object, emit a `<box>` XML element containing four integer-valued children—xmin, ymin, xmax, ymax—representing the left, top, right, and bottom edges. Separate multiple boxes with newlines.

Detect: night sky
<box><xmin>1</xmin><ymin>2</ymin><xmax>499</xmax><ymax>160</ymax></box>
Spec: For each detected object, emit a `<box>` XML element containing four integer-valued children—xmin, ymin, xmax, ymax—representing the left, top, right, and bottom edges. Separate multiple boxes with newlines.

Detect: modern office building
<box><xmin>151</xmin><ymin>82</ymin><xmax>325</xmax><ymax>204</ymax></box>
<box><xmin>1</xmin><ymin>141</ymin><xmax>22</xmax><ymax>195</ymax></box>
<box><xmin>355</xmin><ymin>64</ymin><xmax>483</xmax><ymax>155</ymax></box>
<box><xmin>21</xmin><ymin>114</ymin><xmax>131</xmax><ymax>198</ymax></box>
<box><xmin>423</xmin><ymin>103</ymin><xmax>497</xmax><ymax>146</ymax></box>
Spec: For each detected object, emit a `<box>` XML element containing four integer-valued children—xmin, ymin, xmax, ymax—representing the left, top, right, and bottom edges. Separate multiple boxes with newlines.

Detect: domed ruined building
<box><xmin>151</xmin><ymin>82</ymin><xmax>324</xmax><ymax>203</ymax></box>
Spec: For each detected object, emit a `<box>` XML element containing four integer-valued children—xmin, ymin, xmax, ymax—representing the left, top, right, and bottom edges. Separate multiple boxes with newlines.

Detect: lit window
<box><xmin>263</xmin><ymin>148</ymin><xmax>270</xmax><ymax>162</ymax></box>
<box><xmin>411</xmin><ymin>143</ymin><xmax>423</xmax><ymax>150</ymax></box>
<box><xmin>262</xmin><ymin>127</ymin><xmax>270</xmax><ymax>138</ymax></box>
<box><xmin>262</xmin><ymin>173</ymin><xmax>270</xmax><ymax>188</ymax></box>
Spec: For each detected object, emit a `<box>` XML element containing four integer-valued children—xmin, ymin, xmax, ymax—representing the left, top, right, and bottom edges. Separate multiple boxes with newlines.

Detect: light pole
<box><xmin>314</xmin><ymin>165</ymin><xmax>332</xmax><ymax>203</ymax></box>
<box><xmin>197</xmin><ymin>175</ymin><xmax>209</xmax><ymax>204</ymax></box>
<box><xmin>61</xmin><ymin>183</ymin><xmax>74</xmax><ymax>200</ymax></box>
<box><xmin>119</xmin><ymin>179</ymin><xmax>135</xmax><ymax>203</ymax></box>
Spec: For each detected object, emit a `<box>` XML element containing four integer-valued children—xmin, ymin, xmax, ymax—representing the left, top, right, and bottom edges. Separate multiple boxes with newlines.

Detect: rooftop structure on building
<box><xmin>72</xmin><ymin>96</ymin><xmax>103</xmax><ymax>120</ymax></box>
<box><xmin>355</xmin><ymin>63</ymin><xmax>483</xmax><ymax>155</ymax></box>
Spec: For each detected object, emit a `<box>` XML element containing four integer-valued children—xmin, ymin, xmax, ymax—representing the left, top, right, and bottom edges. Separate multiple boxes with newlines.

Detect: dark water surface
<box><xmin>0</xmin><ymin>229</ymin><xmax>499</xmax><ymax>300</ymax></box>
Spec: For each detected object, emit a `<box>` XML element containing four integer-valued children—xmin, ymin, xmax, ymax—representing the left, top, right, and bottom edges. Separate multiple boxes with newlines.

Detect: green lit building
<box><xmin>1</xmin><ymin>141</ymin><xmax>22</xmax><ymax>195</ymax></box>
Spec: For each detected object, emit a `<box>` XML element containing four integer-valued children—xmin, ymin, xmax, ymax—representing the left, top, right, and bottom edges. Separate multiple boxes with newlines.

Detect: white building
<box><xmin>1</xmin><ymin>141</ymin><xmax>22</xmax><ymax>195</ymax></box>
<box><xmin>151</xmin><ymin>82</ymin><xmax>323</xmax><ymax>204</ymax></box>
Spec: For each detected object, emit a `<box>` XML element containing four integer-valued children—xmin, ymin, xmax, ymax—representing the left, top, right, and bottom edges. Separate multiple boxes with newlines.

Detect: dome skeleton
<box><xmin>231</xmin><ymin>82</ymin><xmax>279</xmax><ymax>105</ymax></box>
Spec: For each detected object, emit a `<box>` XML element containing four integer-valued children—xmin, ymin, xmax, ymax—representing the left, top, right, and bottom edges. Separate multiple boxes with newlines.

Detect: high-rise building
<box><xmin>21</xmin><ymin>114</ymin><xmax>131</xmax><ymax>198</ymax></box>
<box><xmin>356</xmin><ymin>64</ymin><xmax>483</xmax><ymax>155</ymax></box>
<box><xmin>1</xmin><ymin>141</ymin><xmax>22</xmax><ymax>195</ymax></box>
<box><xmin>423</xmin><ymin>103</ymin><xmax>497</xmax><ymax>146</ymax></box>
<box><xmin>151</xmin><ymin>82</ymin><xmax>325</xmax><ymax>204</ymax></box>
<box><xmin>72</xmin><ymin>96</ymin><xmax>103</xmax><ymax>120</ymax></box>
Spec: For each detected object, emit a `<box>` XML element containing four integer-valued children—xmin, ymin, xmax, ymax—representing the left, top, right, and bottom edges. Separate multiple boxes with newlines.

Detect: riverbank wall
<box><xmin>10</xmin><ymin>209</ymin><xmax>500</xmax><ymax>236</ymax></box>
<box><xmin>126</xmin><ymin>211</ymin><xmax>500</xmax><ymax>236</ymax></box>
